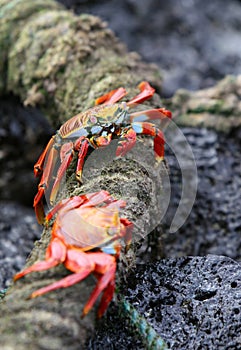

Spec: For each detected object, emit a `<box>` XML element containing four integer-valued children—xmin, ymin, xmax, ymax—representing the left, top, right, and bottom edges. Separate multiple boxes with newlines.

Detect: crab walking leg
<box><xmin>50</xmin><ymin>142</ymin><xmax>74</xmax><ymax>204</ymax></box>
<box><xmin>14</xmin><ymin>237</ymin><xmax>67</xmax><ymax>281</ymax></box>
<box><xmin>34</xmin><ymin>145</ymin><xmax>59</xmax><ymax>224</ymax></box>
<box><xmin>129</xmin><ymin>107</ymin><xmax>172</xmax><ymax>123</ymax></box>
<box><xmin>80</xmin><ymin>191</ymin><xmax>114</xmax><ymax>209</ymax></box>
<box><xmin>50</xmin><ymin>137</ymin><xmax>90</xmax><ymax>204</ymax></box>
<box><xmin>19</xmin><ymin>250</ymin><xmax>116</xmax><ymax>318</ymax></box>
<box><xmin>33</xmin><ymin>187</ymin><xmax>46</xmax><ymax>225</ymax></box>
<box><xmin>95</xmin><ymin>87</ymin><xmax>127</xmax><ymax>105</ymax></box>
<box><xmin>75</xmin><ymin>138</ymin><xmax>89</xmax><ymax>182</ymax></box>
<box><xmin>46</xmin><ymin>191</ymin><xmax>114</xmax><ymax>223</ymax></box>
<box><xmin>132</xmin><ymin>122</ymin><xmax>165</xmax><ymax>162</ymax></box>
<box><xmin>126</xmin><ymin>81</ymin><xmax>155</xmax><ymax>107</ymax></box>
<box><xmin>46</xmin><ymin>196</ymin><xmax>85</xmax><ymax>222</ymax></box>
<box><xmin>95</xmin><ymin>80</ymin><xmax>155</xmax><ymax>107</ymax></box>
<box><xmin>34</xmin><ymin>136</ymin><xmax>55</xmax><ymax>177</ymax></box>
<box><xmin>103</xmin><ymin>198</ymin><xmax>126</xmax><ymax>210</ymax></box>
<box><xmin>116</xmin><ymin>127</ymin><xmax>137</xmax><ymax>157</ymax></box>
<box><xmin>81</xmin><ymin>253</ymin><xmax>116</xmax><ymax>317</ymax></box>
<box><xmin>97</xmin><ymin>276</ymin><xmax>116</xmax><ymax>318</ymax></box>
<box><xmin>31</xmin><ymin>270</ymin><xmax>93</xmax><ymax>299</ymax></box>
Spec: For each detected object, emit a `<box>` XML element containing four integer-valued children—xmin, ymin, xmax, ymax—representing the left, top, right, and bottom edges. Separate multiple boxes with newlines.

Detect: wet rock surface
<box><xmin>90</xmin><ymin>256</ymin><xmax>241</xmax><ymax>350</ymax></box>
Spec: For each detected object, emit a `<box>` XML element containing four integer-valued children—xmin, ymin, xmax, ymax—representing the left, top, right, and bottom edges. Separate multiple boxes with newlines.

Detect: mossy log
<box><xmin>0</xmin><ymin>0</ymin><xmax>166</xmax><ymax>348</ymax></box>
<box><xmin>169</xmin><ymin>75</ymin><xmax>241</xmax><ymax>132</ymax></box>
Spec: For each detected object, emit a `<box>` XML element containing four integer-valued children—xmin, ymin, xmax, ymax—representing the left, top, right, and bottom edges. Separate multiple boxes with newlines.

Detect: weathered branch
<box><xmin>0</xmin><ymin>0</ymin><xmax>166</xmax><ymax>348</ymax></box>
<box><xmin>168</xmin><ymin>75</ymin><xmax>241</xmax><ymax>132</ymax></box>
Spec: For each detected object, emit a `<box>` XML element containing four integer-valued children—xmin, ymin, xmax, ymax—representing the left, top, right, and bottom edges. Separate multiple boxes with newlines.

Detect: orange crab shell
<box><xmin>49</xmin><ymin>194</ymin><xmax>130</xmax><ymax>252</ymax></box>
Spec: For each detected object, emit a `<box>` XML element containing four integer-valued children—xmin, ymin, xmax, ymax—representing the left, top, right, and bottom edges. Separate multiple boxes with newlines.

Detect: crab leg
<box><xmin>97</xmin><ymin>277</ymin><xmax>115</xmax><ymax>318</ymax></box>
<box><xmin>116</xmin><ymin>127</ymin><xmax>137</xmax><ymax>157</ymax></box>
<box><xmin>129</xmin><ymin>107</ymin><xmax>172</xmax><ymax>123</ymax></box>
<box><xmin>132</xmin><ymin>121</ymin><xmax>165</xmax><ymax>162</ymax></box>
<box><xmin>103</xmin><ymin>198</ymin><xmax>126</xmax><ymax>209</ymax></box>
<box><xmin>34</xmin><ymin>136</ymin><xmax>55</xmax><ymax>177</ymax></box>
<box><xmin>75</xmin><ymin>138</ymin><xmax>89</xmax><ymax>182</ymax></box>
<box><xmin>14</xmin><ymin>237</ymin><xmax>67</xmax><ymax>281</ymax></box>
<box><xmin>50</xmin><ymin>142</ymin><xmax>74</xmax><ymax>204</ymax></box>
<box><xmin>95</xmin><ymin>87</ymin><xmax>127</xmax><ymax>105</ymax></box>
<box><xmin>50</xmin><ymin>137</ymin><xmax>90</xmax><ymax>204</ymax></box>
<box><xmin>31</xmin><ymin>271</ymin><xmax>92</xmax><ymax>299</ymax></box>
<box><xmin>46</xmin><ymin>196</ymin><xmax>84</xmax><ymax>222</ymax></box>
<box><xmin>46</xmin><ymin>191</ymin><xmax>113</xmax><ymax>223</ymax></box>
<box><xmin>34</xmin><ymin>145</ymin><xmax>59</xmax><ymax>224</ymax></box>
<box><xmin>81</xmin><ymin>252</ymin><xmax>116</xmax><ymax>317</ymax></box>
<box><xmin>126</xmin><ymin>81</ymin><xmax>155</xmax><ymax>107</ymax></box>
<box><xmin>80</xmin><ymin>191</ymin><xmax>114</xmax><ymax>208</ymax></box>
<box><xmin>18</xmin><ymin>250</ymin><xmax>116</xmax><ymax>318</ymax></box>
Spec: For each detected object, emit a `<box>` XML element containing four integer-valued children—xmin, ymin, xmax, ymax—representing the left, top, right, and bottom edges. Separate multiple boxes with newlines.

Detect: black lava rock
<box><xmin>0</xmin><ymin>201</ymin><xmax>41</xmax><ymax>289</ymax></box>
<box><xmin>90</xmin><ymin>255</ymin><xmax>241</xmax><ymax>349</ymax></box>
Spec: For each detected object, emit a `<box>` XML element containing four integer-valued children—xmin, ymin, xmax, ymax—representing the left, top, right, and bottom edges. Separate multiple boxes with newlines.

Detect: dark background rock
<box><xmin>90</xmin><ymin>256</ymin><xmax>241</xmax><ymax>350</ymax></box>
<box><xmin>163</xmin><ymin>127</ymin><xmax>241</xmax><ymax>260</ymax></box>
<box><xmin>0</xmin><ymin>201</ymin><xmax>41</xmax><ymax>289</ymax></box>
<box><xmin>0</xmin><ymin>95</ymin><xmax>53</xmax><ymax>205</ymax></box>
<box><xmin>0</xmin><ymin>96</ymin><xmax>51</xmax><ymax>288</ymax></box>
<box><xmin>58</xmin><ymin>0</ymin><xmax>241</xmax><ymax>97</ymax></box>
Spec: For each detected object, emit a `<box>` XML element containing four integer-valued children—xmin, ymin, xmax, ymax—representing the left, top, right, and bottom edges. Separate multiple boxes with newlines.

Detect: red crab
<box><xmin>34</xmin><ymin>81</ymin><xmax>172</xmax><ymax>224</ymax></box>
<box><xmin>14</xmin><ymin>190</ymin><xmax>133</xmax><ymax>318</ymax></box>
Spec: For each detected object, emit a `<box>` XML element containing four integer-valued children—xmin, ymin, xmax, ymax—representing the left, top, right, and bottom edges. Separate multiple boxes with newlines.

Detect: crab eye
<box><xmin>90</xmin><ymin>116</ymin><xmax>97</xmax><ymax>123</ymax></box>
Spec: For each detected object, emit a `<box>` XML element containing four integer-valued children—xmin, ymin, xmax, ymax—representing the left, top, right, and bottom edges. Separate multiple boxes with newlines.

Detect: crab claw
<box><xmin>95</xmin><ymin>87</ymin><xmax>127</xmax><ymax>105</ymax></box>
<box><xmin>126</xmin><ymin>81</ymin><xmax>155</xmax><ymax>107</ymax></box>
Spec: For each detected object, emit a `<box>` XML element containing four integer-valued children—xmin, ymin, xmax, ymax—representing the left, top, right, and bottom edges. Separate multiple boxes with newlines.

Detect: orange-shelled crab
<box><xmin>14</xmin><ymin>191</ymin><xmax>133</xmax><ymax>318</ymax></box>
<box><xmin>34</xmin><ymin>81</ymin><xmax>172</xmax><ymax>224</ymax></box>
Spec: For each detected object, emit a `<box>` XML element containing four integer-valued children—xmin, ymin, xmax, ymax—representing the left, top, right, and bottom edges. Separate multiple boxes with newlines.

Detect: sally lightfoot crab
<box><xmin>14</xmin><ymin>190</ymin><xmax>133</xmax><ymax>318</ymax></box>
<box><xmin>34</xmin><ymin>81</ymin><xmax>172</xmax><ymax>224</ymax></box>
